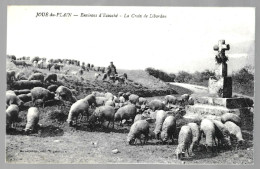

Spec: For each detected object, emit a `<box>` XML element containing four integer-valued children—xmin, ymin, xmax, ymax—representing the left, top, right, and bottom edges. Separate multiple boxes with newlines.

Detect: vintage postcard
<box><xmin>5</xmin><ymin>6</ymin><xmax>254</xmax><ymax>164</ymax></box>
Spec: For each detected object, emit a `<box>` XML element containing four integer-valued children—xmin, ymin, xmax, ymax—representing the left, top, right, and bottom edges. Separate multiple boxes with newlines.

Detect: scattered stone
<box><xmin>112</xmin><ymin>149</ymin><xmax>119</xmax><ymax>154</ymax></box>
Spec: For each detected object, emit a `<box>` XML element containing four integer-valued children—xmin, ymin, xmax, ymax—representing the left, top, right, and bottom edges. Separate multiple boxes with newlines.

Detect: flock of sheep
<box><xmin>6</xmin><ymin>57</ymin><xmax>246</xmax><ymax>161</ymax></box>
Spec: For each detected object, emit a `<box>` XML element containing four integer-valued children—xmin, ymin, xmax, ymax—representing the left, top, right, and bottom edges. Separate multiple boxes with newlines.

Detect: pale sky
<box><xmin>7</xmin><ymin>6</ymin><xmax>255</xmax><ymax>74</ymax></box>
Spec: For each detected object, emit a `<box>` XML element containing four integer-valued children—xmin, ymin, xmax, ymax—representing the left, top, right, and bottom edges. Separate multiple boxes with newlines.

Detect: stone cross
<box><xmin>213</xmin><ymin>40</ymin><xmax>230</xmax><ymax>77</ymax></box>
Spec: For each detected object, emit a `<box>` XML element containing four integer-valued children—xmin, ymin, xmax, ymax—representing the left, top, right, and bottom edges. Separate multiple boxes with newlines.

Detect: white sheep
<box><xmin>55</xmin><ymin>86</ymin><xmax>77</xmax><ymax>104</ymax></box>
<box><xmin>164</xmin><ymin>95</ymin><xmax>177</xmax><ymax>105</ymax></box>
<box><xmin>6</xmin><ymin>104</ymin><xmax>19</xmax><ymax>129</ymax></box>
<box><xmin>187</xmin><ymin>122</ymin><xmax>201</xmax><ymax>155</ymax></box>
<box><xmin>95</xmin><ymin>97</ymin><xmax>107</xmax><ymax>107</ymax></box>
<box><xmin>200</xmin><ymin>119</ymin><xmax>216</xmax><ymax>152</ymax></box>
<box><xmin>28</xmin><ymin>73</ymin><xmax>44</xmax><ymax>83</ymax></box>
<box><xmin>119</xmin><ymin>96</ymin><xmax>126</xmax><ymax>103</ymax></box>
<box><xmin>148</xmin><ymin>100</ymin><xmax>166</xmax><ymax>111</ymax></box>
<box><xmin>221</xmin><ymin>113</ymin><xmax>241</xmax><ymax>127</ymax></box>
<box><xmin>105</xmin><ymin>92</ymin><xmax>114</xmax><ymax>101</ymax></box>
<box><xmin>114</xmin><ymin>104</ymin><xmax>137</xmax><ymax>125</ymax></box>
<box><xmin>94</xmin><ymin>73</ymin><xmax>101</xmax><ymax>80</ymax></box>
<box><xmin>153</xmin><ymin>110</ymin><xmax>168</xmax><ymax>139</ymax></box>
<box><xmin>138</xmin><ymin>97</ymin><xmax>147</xmax><ymax>105</ymax></box>
<box><xmin>175</xmin><ymin>125</ymin><xmax>192</xmax><ymax>160</ymax></box>
<box><xmin>91</xmin><ymin>105</ymin><xmax>115</xmax><ymax>129</ymax></box>
<box><xmin>67</xmin><ymin>99</ymin><xmax>89</xmax><ymax>126</ymax></box>
<box><xmin>212</xmin><ymin>120</ymin><xmax>231</xmax><ymax>148</ymax></box>
<box><xmin>127</xmin><ymin>120</ymin><xmax>150</xmax><ymax>145</ymax></box>
<box><xmin>31</xmin><ymin>87</ymin><xmax>55</xmax><ymax>108</ymax></box>
<box><xmin>24</xmin><ymin>107</ymin><xmax>40</xmax><ymax>133</ymax></box>
<box><xmin>129</xmin><ymin>94</ymin><xmax>140</xmax><ymax>104</ymax></box>
<box><xmin>6</xmin><ymin>91</ymin><xmax>24</xmax><ymax>106</ymax></box>
<box><xmin>83</xmin><ymin>94</ymin><xmax>97</xmax><ymax>107</ymax></box>
<box><xmin>224</xmin><ymin>121</ymin><xmax>244</xmax><ymax>145</ymax></box>
<box><xmin>160</xmin><ymin>115</ymin><xmax>177</xmax><ymax>144</ymax></box>
<box><xmin>105</xmin><ymin>100</ymin><xmax>115</xmax><ymax>107</ymax></box>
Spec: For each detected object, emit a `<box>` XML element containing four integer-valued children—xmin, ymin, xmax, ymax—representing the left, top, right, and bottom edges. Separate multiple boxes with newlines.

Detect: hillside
<box><xmin>6</xmin><ymin>60</ymin><xmax>191</xmax><ymax>97</ymax></box>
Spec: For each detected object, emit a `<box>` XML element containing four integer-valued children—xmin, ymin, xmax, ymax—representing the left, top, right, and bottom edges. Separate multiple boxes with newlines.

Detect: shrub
<box><xmin>145</xmin><ymin>67</ymin><xmax>175</xmax><ymax>82</ymax></box>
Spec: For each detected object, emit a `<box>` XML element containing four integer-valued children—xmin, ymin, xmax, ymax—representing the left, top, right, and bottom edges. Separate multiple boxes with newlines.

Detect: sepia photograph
<box><xmin>5</xmin><ymin>6</ymin><xmax>254</xmax><ymax>164</ymax></box>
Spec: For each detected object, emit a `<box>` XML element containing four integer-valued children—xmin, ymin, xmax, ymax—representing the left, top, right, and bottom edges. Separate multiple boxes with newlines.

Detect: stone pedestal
<box><xmin>185</xmin><ymin>97</ymin><xmax>254</xmax><ymax>130</ymax></box>
<box><xmin>208</xmin><ymin>76</ymin><xmax>232</xmax><ymax>98</ymax></box>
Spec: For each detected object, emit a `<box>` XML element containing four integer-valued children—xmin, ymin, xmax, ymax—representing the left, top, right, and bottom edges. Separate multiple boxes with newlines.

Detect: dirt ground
<box><xmin>5</xmin><ymin>96</ymin><xmax>254</xmax><ymax>164</ymax></box>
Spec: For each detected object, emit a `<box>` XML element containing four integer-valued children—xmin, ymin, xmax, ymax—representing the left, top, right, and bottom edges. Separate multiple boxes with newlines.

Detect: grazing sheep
<box><xmin>92</xmin><ymin>91</ymin><xmax>105</xmax><ymax>97</ymax></box>
<box><xmin>31</xmin><ymin>87</ymin><xmax>55</xmax><ymax>108</ymax></box>
<box><xmin>114</xmin><ymin>104</ymin><xmax>137</xmax><ymax>125</ymax></box>
<box><xmin>212</xmin><ymin>120</ymin><xmax>231</xmax><ymax>148</ymax></box>
<box><xmin>55</xmin><ymin>86</ymin><xmax>77</xmax><ymax>104</ymax></box>
<box><xmin>11</xmin><ymin>80</ymin><xmax>43</xmax><ymax>90</ymax></box>
<box><xmin>134</xmin><ymin>114</ymin><xmax>150</xmax><ymax>123</ymax></box>
<box><xmin>44</xmin><ymin>73</ymin><xmax>57</xmax><ymax>83</ymax></box>
<box><xmin>178</xmin><ymin>94</ymin><xmax>190</xmax><ymax>105</ymax></box>
<box><xmin>153</xmin><ymin>110</ymin><xmax>168</xmax><ymax>139</ymax></box>
<box><xmin>67</xmin><ymin>99</ymin><xmax>90</xmax><ymax>126</ymax></box>
<box><xmin>187</xmin><ymin>123</ymin><xmax>201</xmax><ymax>155</ymax></box>
<box><xmin>47</xmin><ymin>84</ymin><xmax>59</xmax><ymax>92</ymax></box>
<box><xmin>221</xmin><ymin>113</ymin><xmax>241</xmax><ymax>127</ymax></box>
<box><xmin>113</xmin><ymin>96</ymin><xmax>119</xmax><ymax>103</ymax></box>
<box><xmin>6</xmin><ymin>104</ymin><xmax>19</xmax><ymax>128</ymax></box>
<box><xmin>138</xmin><ymin>97</ymin><xmax>147</xmax><ymax>105</ymax></box>
<box><xmin>91</xmin><ymin>105</ymin><xmax>115</xmax><ymax>128</ymax></box>
<box><xmin>83</xmin><ymin>94</ymin><xmax>97</xmax><ymax>107</ymax></box>
<box><xmin>127</xmin><ymin>120</ymin><xmax>150</xmax><ymax>145</ymax></box>
<box><xmin>54</xmin><ymin>64</ymin><xmax>61</xmax><ymax>71</ymax></box>
<box><xmin>47</xmin><ymin>63</ymin><xmax>53</xmax><ymax>71</ymax></box>
<box><xmin>160</xmin><ymin>115</ymin><xmax>177</xmax><ymax>144</ymax></box>
<box><xmin>165</xmin><ymin>95</ymin><xmax>177</xmax><ymax>105</ymax></box>
<box><xmin>175</xmin><ymin>125</ymin><xmax>192</xmax><ymax>160</ymax></box>
<box><xmin>18</xmin><ymin>93</ymin><xmax>32</xmax><ymax>103</ymax></box>
<box><xmin>24</xmin><ymin>107</ymin><xmax>40</xmax><ymax>133</ymax></box>
<box><xmin>105</xmin><ymin>100</ymin><xmax>115</xmax><ymax>107</ymax></box>
<box><xmin>14</xmin><ymin>89</ymin><xmax>31</xmax><ymax>95</ymax></box>
<box><xmin>119</xmin><ymin>96</ymin><xmax>126</xmax><ymax>103</ymax></box>
<box><xmin>7</xmin><ymin>70</ymin><xmax>16</xmax><ymax>83</ymax></box>
<box><xmin>176</xmin><ymin>115</ymin><xmax>202</xmax><ymax>129</ymax></box>
<box><xmin>181</xmin><ymin>94</ymin><xmax>190</xmax><ymax>101</ymax></box>
<box><xmin>224</xmin><ymin>121</ymin><xmax>244</xmax><ymax>145</ymax></box>
<box><xmin>28</xmin><ymin>73</ymin><xmax>44</xmax><ymax>83</ymax></box>
<box><xmin>11</xmin><ymin>60</ymin><xmax>27</xmax><ymax>67</ymax></box>
<box><xmin>94</xmin><ymin>73</ymin><xmax>101</xmax><ymax>80</ymax></box>
<box><xmin>123</xmin><ymin>92</ymin><xmax>131</xmax><ymax>100</ymax></box>
<box><xmin>6</xmin><ymin>92</ymin><xmax>24</xmax><ymax>106</ymax></box>
<box><xmin>200</xmin><ymin>119</ymin><xmax>216</xmax><ymax>152</ymax></box>
<box><xmin>95</xmin><ymin>97</ymin><xmax>107</xmax><ymax>107</ymax></box>
<box><xmin>129</xmin><ymin>94</ymin><xmax>140</xmax><ymax>104</ymax></box>
<box><xmin>148</xmin><ymin>100</ymin><xmax>166</xmax><ymax>111</ymax></box>
<box><xmin>105</xmin><ymin>92</ymin><xmax>114</xmax><ymax>101</ymax></box>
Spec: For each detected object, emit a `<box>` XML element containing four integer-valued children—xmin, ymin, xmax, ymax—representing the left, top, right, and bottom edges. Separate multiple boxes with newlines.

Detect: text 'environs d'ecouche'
<box><xmin>35</xmin><ymin>12</ymin><xmax>167</xmax><ymax>19</ymax></box>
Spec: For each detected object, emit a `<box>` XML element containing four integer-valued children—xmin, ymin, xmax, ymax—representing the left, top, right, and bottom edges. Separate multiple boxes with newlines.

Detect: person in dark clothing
<box><xmin>107</xmin><ymin>62</ymin><xmax>117</xmax><ymax>76</ymax></box>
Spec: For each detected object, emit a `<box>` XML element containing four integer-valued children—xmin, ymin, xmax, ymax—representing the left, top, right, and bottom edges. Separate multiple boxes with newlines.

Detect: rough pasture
<box><xmin>5</xmin><ymin>60</ymin><xmax>253</xmax><ymax>164</ymax></box>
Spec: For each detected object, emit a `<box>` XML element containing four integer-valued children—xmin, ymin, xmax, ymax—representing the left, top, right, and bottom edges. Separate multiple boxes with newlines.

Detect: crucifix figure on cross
<box><xmin>213</xmin><ymin>40</ymin><xmax>230</xmax><ymax>77</ymax></box>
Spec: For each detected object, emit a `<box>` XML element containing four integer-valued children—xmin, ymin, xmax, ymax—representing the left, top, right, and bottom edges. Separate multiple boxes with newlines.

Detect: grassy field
<box><xmin>5</xmin><ymin>60</ymin><xmax>253</xmax><ymax>164</ymax></box>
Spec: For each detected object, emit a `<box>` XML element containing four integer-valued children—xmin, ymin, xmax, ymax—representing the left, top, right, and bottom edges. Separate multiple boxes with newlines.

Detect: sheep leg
<box><xmin>112</xmin><ymin>120</ymin><xmax>114</xmax><ymax>129</ymax></box>
<box><xmin>189</xmin><ymin>142</ymin><xmax>195</xmax><ymax>156</ymax></box>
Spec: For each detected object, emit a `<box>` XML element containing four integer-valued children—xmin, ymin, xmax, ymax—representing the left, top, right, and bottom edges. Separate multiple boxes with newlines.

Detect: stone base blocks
<box><xmin>185</xmin><ymin>97</ymin><xmax>254</xmax><ymax>130</ymax></box>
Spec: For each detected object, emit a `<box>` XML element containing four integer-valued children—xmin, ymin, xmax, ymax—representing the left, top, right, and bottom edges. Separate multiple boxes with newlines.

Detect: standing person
<box><xmin>107</xmin><ymin>61</ymin><xmax>117</xmax><ymax>76</ymax></box>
